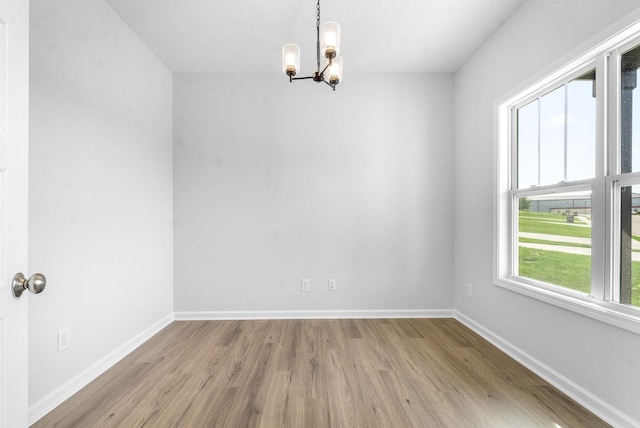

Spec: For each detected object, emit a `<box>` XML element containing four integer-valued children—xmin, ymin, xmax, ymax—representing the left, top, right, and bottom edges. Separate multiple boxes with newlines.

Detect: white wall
<box><xmin>454</xmin><ymin>0</ymin><xmax>640</xmax><ymax>425</ymax></box>
<box><xmin>28</xmin><ymin>0</ymin><xmax>174</xmax><ymax>419</ymax></box>
<box><xmin>174</xmin><ymin>74</ymin><xmax>454</xmax><ymax>315</ymax></box>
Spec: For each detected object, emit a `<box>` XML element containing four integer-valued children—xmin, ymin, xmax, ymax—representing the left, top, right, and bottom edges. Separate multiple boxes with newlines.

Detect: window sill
<box><xmin>495</xmin><ymin>276</ymin><xmax>640</xmax><ymax>335</ymax></box>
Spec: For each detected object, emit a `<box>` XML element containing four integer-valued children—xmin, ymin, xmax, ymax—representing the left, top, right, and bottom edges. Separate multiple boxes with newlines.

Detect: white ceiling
<box><xmin>103</xmin><ymin>0</ymin><xmax>526</xmax><ymax>74</ymax></box>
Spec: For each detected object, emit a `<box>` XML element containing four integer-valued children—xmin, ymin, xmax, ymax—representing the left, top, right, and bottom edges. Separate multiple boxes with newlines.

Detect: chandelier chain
<box><xmin>316</xmin><ymin>0</ymin><xmax>321</xmax><ymax>72</ymax></box>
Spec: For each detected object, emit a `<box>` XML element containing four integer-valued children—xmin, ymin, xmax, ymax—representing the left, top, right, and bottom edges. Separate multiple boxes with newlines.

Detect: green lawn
<box><xmin>519</xmin><ymin>247</ymin><xmax>640</xmax><ymax>306</ymax></box>
<box><xmin>518</xmin><ymin>247</ymin><xmax>591</xmax><ymax>294</ymax></box>
<box><xmin>519</xmin><ymin>212</ymin><xmax>591</xmax><ymax>239</ymax></box>
<box><xmin>518</xmin><ymin>210</ymin><xmax>640</xmax><ymax>306</ymax></box>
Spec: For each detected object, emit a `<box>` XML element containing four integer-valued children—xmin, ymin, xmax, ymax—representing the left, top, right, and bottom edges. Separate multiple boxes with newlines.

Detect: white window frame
<box><xmin>495</xmin><ymin>19</ymin><xmax>640</xmax><ymax>335</ymax></box>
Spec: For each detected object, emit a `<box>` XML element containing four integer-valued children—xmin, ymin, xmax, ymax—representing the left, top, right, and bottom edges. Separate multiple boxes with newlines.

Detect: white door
<box><xmin>0</xmin><ymin>0</ymin><xmax>30</xmax><ymax>426</ymax></box>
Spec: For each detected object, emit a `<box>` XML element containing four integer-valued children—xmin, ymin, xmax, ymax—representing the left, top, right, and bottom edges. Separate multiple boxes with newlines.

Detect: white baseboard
<box><xmin>174</xmin><ymin>308</ymin><xmax>455</xmax><ymax>320</ymax></box>
<box><xmin>454</xmin><ymin>311</ymin><xmax>639</xmax><ymax>428</ymax></box>
<box><xmin>28</xmin><ymin>313</ymin><xmax>174</xmax><ymax>426</ymax></box>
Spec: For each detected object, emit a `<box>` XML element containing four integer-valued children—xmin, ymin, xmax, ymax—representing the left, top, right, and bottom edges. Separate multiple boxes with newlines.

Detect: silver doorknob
<box><xmin>12</xmin><ymin>273</ymin><xmax>46</xmax><ymax>298</ymax></box>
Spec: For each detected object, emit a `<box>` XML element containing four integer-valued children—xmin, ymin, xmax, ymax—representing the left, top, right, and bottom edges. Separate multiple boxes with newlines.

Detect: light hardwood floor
<box><xmin>33</xmin><ymin>318</ymin><xmax>609</xmax><ymax>427</ymax></box>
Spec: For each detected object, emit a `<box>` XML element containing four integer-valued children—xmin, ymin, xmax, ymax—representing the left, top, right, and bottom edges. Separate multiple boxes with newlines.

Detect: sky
<box><xmin>517</xmin><ymin>76</ymin><xmax>596</xmax><ymax>188</ymax></box>
<box><xmin>517</xmin><ymin>65</ymin><xmax>640</xmax><ymax>190</ymax></box>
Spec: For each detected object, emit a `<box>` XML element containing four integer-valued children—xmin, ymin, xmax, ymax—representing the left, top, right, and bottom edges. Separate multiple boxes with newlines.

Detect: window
<box><xmin>513</xmin><ymin>70</ymin><xmax>596</xmax><ymax>297</ymax></box>
<box><xmin>496</xmin><ymin>23</ymin><xmax>640</xmax><ymax>334</ymax></box>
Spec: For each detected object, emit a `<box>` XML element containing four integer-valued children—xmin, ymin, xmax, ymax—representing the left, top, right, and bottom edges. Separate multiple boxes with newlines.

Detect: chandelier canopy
<box><xmin>282</xmin><ymin>0</ymin><xmax>343</xmax><ymax>91</ymax></box>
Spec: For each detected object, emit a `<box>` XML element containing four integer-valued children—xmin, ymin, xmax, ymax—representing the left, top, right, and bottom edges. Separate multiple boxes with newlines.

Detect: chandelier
<box><xmin>282</xmin><ymin>0</ymin><xmax>343</xmax><ymax>91</ymax></box>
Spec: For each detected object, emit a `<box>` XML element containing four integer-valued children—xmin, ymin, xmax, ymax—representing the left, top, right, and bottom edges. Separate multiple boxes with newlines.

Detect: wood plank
<box><xmin>32</xmin><ymin>319</ymin><xmax>610</xmax><ymax>428</ymax></box>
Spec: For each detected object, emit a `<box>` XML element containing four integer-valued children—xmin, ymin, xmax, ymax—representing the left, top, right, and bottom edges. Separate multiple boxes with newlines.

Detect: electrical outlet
<box><xmin>466</xmin><ymin>283</ymin><xmax>473</xmax><ymax>298</ymax></box>
<box><xmin>328</xmin><ymin>279</ymin><xmax>337</xmax><ymax>291</ymax></box>
<box><xmin>58</xmin><ymin>327</ymin><xmax>70</xmax><ymax>352</ymax></box>
<box><xmin>301</xmin><ymin>279</ymin><xmax>310</xmax><ymax>292</ymax></box>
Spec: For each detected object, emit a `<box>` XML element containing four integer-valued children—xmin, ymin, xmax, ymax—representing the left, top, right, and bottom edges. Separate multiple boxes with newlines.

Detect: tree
<box><xmin>519</xmin><ymin>197</ymin><xmax>531</xmax><ymax>211</ymax></box>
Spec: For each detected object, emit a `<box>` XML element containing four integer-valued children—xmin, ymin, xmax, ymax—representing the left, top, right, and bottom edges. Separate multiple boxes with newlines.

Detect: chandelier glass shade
<box><xmin>282</xmin><ymin>44</ymin><xmax>300</xmax><ymax>76</ymax></box>
<box><xmin>282</xmin><ymin>0</ymin><xmax>343</xmax><ymax>91</ymax></box>
<box><xmin>321</xmin><ymin>22</ymin><xmax>341</xmax><ymax>58</ymax></box>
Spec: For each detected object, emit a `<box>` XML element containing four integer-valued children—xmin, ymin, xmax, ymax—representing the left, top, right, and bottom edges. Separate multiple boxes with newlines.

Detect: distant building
<box><xmin>525</xmin><ymin>193</ymin><xmax>640</xmax><ymax>214</ymax></box>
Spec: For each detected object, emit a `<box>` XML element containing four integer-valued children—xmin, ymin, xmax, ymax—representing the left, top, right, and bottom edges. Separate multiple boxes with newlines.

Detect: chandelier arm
<box><xmin>289</xmin><ymin>50</ymin><xmax>328</xmax><ymax>83</ymax></box>
<box><xmin>318</xmin><ymin>61</ymin><xmax>331</xmax><ymax>77</ymax></box>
